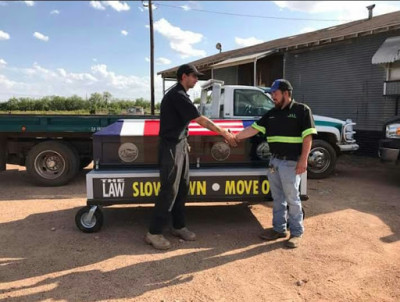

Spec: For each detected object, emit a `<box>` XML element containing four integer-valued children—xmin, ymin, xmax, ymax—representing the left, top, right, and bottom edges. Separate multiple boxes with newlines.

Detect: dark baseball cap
<box><xmin>270</xmin><ymin>79</ymin><xmax>293</xmax><ymax>93</ymax></box>
<box><xmin>177</xmin><ymin>64</ymin><xmax>204</xmax><ymax>79</ymax></box>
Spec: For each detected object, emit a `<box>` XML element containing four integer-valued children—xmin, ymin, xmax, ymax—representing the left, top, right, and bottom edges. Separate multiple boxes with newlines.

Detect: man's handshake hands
<box><xmin>223</xmin><ymin>129</ymin><xmax>241</xmax><ymax>147</ymax></box>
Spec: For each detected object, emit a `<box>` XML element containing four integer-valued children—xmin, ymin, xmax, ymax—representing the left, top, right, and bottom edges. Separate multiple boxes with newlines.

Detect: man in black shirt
<box><xmin>235</xmin><ymin>79</ymin><xmax>317</xmax><ymax>248</ymax></box>
<box><xmin>146</xmin><ymin>64</ymin><xmax>237</xmax><ymax>250</ymax></box>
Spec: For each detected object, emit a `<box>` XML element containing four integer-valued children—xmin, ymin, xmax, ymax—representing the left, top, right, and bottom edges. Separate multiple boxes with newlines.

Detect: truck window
<box><xmin>234</xmin><ymin>89</ymin><xmax>274</xmax><ymax>116</ymax></box>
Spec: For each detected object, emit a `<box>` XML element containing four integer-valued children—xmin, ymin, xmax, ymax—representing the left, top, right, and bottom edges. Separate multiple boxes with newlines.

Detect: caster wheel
<box><xmin>75</xmin><ymin>206</ymin><xmax>103</xmax><ymax>233</ymax></box>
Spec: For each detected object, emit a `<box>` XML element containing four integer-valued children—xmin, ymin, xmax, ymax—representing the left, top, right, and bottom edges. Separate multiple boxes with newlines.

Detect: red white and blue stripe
<box><xmin>95</xmin><ymin>119</ymin><xmax>255</xmax><ymax>137</ymax></box>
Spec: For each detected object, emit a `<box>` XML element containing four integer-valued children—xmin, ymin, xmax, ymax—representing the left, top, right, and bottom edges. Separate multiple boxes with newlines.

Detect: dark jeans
<box><xmin>149</xmin><ymin>138</ymin><xmax>190</xmax><ymax>234</ymax></box>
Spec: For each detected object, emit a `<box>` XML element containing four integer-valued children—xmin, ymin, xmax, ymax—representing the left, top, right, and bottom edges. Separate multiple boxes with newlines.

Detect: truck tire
<box><xmin>26</xmin><ymin>141</ymin><xmax>80</xmax><ymax>186</ymax></box>
<box><xmin>307</xmin><ymin>139</ymin><xmax>337</xmax><ymax>179</ymax></box>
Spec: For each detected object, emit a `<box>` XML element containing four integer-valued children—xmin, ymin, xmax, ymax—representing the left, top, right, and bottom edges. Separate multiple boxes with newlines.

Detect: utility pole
<box><xmin>148</xmin><ymin>0</ymin><xmax>155</xmax><ymax>115</ymax></box>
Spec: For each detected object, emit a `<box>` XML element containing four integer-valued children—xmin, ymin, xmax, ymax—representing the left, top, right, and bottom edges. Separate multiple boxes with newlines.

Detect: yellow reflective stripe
<box><xmin>267</xmin><ymin>136</ymin><xmax>303</xmax><ymax>143</ymax></box>
<box><xmin>251</xmin><ymin>122</ymin><xmax>266</xmax><ymax>134</ymax></box>
<box><xmin>302</xmin><ymin>128</ymin><xmax>317</xmax><ymax>138</ymax></box>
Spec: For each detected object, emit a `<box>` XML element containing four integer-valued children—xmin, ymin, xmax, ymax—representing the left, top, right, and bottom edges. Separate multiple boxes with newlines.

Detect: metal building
<box><xmin>159</xmin><ymin>10</ymin><xmax>400</xmax><ymax>156</ymax></box>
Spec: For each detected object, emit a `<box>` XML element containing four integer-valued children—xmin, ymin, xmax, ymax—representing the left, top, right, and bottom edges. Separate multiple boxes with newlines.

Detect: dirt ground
<box><xmin>0</xmin><ymin>155</ymin><xmax>399</xmax><ymax>302</ymax></box>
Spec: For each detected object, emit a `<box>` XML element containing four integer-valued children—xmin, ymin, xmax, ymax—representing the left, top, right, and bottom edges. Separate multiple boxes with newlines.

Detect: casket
<box><xmin>92</xmin><ymin>119</ymin><xmax>271</xmax><ymax>170</ymax></box>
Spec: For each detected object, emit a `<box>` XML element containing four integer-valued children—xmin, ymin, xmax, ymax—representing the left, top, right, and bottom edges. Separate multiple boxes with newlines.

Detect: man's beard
<box><xmin>274</xmin><ymin>96</ymin><xmax>285</xmax><ymax>109</ymax></box>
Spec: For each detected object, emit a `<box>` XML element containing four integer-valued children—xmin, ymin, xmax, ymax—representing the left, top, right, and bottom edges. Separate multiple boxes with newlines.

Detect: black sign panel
<box><xmin>91</xmin><ymin>174</ymin><xmax>271</xmax><ymax>204</ymax></box>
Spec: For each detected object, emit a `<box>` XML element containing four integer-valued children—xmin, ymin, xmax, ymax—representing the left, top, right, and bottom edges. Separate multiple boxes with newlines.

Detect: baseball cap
<box><xmin>270</xmin><ymin>79</ymin><xmax>293</xmax><ymax>93</ymax></box>
<box><xmin>177</xmin><ymin>64</ymin><xmax>204</xmax><ymax>79</ymax></box>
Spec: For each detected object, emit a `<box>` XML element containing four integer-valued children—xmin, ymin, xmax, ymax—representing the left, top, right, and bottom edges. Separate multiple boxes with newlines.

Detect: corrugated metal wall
<box><xmin>213</xmin><ymin>63</ymin><xmax>254</xmax><ymax>86</ymax></box>
<box><xmin>238</xmin><ymin>63</ymin><xmax>254</xmax><ymax>86</ymax></box>
<box><xmin>213</xmin><ymin>66</ymin><xmax>238</xmax><ymax>85</ymax></box>
<box><xmin>257</xmin><ymin>55</ymin><xmax>283</xmax><ymax>87</ymax></box>
<box><xmin>285</xmin><ymin>31</ymin><xmax>400</xmax><ymax>132</ymax></box>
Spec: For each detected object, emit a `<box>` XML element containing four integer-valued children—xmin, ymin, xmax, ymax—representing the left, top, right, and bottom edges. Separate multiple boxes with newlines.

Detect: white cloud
<box><xmin>138</xmin><ymin>7</ymin><xmax>144</xmax><ymax>12</ymax></box>
<box><xmin>0</xmin><ymin>62</ymin><xmax>167</xmax><ymax>102</ymax></box>
<box><xmin>24</xmin><ymin>1</ymin><xmax>34</xmax><ymax>6</ymax></box>
<box><xmin>50</xmin><ymin>10</ymin><xmax>60</xmax><ymax>15</ymax></box>
<box><xmin>90</xmin><ymin>1</ymin><xmax>130</xmax><ymax>12</ymax></box>
<box><xmin>121</xmin><ymin>30</ymin><xmax>128</xmax><ymax>36</ymax></box>
<box><xmin>90</xmin><ymin>1</ymin><xmax>105</xmax><ymax>10</ymax></box>
<box><xmin>140</xmin><ymin>2</ymin><xmax>157</xmax><ymax>10</ymax></box>
<box><xmin>104</xmin><ymin>1</ymin><xmax>130</xmax><ymax>12</ymax></box>
<box><xmin>0</xmin><ymin>30</ymin><xmax>10</xmax><ymax>40</ymax></box>
<box><xmin>156</xmin><ymin>57</ymin><xmax>171</xmax><ymax>65</ymax></box>
<box><xmin>153</xmin><ymin>18</ymin><xmax>206</xmax><ymax>58</ymax></box>
<box><xmin>145</xmin><ymin>57</ymin><xmax>171</xmax><ymax>65</ymax></box>
<box><xmin>33</xmin><ymin>32</ymin><xmax>49</xmax><ymax>42</ymax></box>
<box><xmin>92</xmin><ymin>58</ymin><xmax>98</xmax><ymax>62</ymax></box>
<box><xmin>0</xmin><ymin>74</ymin><xmax>17</xmax><ymax>91</ymax></box>
<box><xmin>299</xmin><ymin>27</ymin><xmax>316</xmax><ymax>34</ymax></box>
<box><xmin>0</xmin><ymin>58</ymin><xmax>7</xmax><ymax>66</ymax></box>
<box><xmin>180</xmin><ymin>5</ymin><xmax>191</xmax><ymax>11</ymax></box>
<box><xmin>235</xmin><ymin>37</ymin><xmax>264</xmax><ymax>47</ymax></box>
<box><xmin>273</xmin><ymin>1</ymin><xmax>400</xmax><ymax>21</ymax></box>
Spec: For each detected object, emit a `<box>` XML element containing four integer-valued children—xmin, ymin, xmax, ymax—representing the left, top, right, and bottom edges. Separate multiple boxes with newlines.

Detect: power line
<box><xmin>155</xmin><ymin>2</ymin><xmax>354</xmax><ymax>22</ymax></box>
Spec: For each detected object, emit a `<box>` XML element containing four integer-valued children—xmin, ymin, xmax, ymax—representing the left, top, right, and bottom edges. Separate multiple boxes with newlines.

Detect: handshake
<box><xmin>223</xmin><ymin>129</ymin><xmax>241</xmax><ymax>147</ymax></box>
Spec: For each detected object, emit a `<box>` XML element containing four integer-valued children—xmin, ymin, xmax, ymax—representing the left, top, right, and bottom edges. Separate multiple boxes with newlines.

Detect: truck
<box><xmin>199</xmin><ymin>80</ymin><xmax>358</xmax><ymax>179</ymax></box>
<box><xmin>378</xmin><ymin>115</ymin><xmax>400</xmax><ymax>163</ymax></box>
<box><xmin>0</xmin><ymin>80</ymin><xmax>358</xmax><ymax>186</ymax></box>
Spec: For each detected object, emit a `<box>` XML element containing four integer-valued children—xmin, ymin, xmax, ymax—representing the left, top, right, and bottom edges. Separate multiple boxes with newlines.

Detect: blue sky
<box><xmin>0</xmin><ymin>1</ymin><xmax>399</xmax><ymax>102</ymax></box>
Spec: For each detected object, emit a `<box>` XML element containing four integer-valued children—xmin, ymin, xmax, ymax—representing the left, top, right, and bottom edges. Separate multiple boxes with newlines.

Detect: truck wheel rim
<box><xmin>34</xmin><ymin>150</ymin><xmax>66</xmax><ymax>180</ymax></box>
<box><xmin>308</xmin><ymin>147</ymin><xmax>331</xmax><ymax>173</ymax></box>
<box><xmin>81</xmin><ymin>213</ymin><xmax>96</xmax><ymax>228</ymax></box>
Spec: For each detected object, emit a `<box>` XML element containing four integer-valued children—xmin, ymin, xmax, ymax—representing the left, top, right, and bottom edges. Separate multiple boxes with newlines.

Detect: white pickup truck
<box><xmin>199</xmin><ymin>80</ymin><xmax>359</xmax><ymax>179</ymax></box>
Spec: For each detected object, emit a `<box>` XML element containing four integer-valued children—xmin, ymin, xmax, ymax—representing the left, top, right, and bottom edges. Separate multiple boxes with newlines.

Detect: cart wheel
<box><xmin>75</xmin><ymin>206</ymin><xmax>103</xmax><ymax>233</ymax></box>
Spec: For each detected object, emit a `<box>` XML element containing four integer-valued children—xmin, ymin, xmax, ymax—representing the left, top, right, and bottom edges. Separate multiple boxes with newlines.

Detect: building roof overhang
<box><xmin>372</xmin><ymin>36</ymin><xmax>400</xmax><ymax>64</ymax></box>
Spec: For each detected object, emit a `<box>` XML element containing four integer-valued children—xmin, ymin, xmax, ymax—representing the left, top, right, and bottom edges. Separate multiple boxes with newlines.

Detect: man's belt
<box><xmin>271</xmin><ymin>154</ymin><xmax>299</xmax><ymax>161</ymax></box>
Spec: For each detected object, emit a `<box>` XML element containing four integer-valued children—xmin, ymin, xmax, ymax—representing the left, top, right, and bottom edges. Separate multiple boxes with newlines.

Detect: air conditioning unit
<box><xmin>383</xmin><ymin>80</ymin><xmax>400</xmax><ymax>96</ymax></box>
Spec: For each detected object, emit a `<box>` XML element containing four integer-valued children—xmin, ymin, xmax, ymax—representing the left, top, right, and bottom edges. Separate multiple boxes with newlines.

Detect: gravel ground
<box><xmin>0</xmin><ymin>155</ymin><xmax>399</xmax><ymax>302</ymax></box>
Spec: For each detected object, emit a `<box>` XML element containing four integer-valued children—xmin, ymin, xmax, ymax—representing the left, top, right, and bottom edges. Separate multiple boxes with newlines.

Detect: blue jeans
<box><xmin>266</xmin><ymin>157</ymin><xmax>304</xmax><ymax>237</ymax></box>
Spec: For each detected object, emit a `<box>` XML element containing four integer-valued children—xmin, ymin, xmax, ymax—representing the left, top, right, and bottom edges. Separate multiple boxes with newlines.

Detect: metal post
<box><xmin>0</xmin><ymin>136</ymin><xmax>6</xmax><ymax>172</ymax></box>
<box><xmin>282</xmin><ymin>53</ymin><xmax>286</xmax><ymax>79</ymax></box>
<box><xmin>149</xmin><ymin>0</ymin><xmax>155</xmax><ymax>115</ymax></box>
<box><xmin>253</xmin><ymin>60</ymin><xmax>257</xmax><ymax>86</ymax></box>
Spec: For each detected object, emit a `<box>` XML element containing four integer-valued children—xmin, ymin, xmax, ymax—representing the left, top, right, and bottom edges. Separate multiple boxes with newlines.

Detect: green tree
<box><xmin>6</xmin><ymin>97</ymin><xmax>19</xmax><ymax>111</ymax></box>
<box><xmin>88</xmin><ymin>92</ymin><xmax>103</xmax><ymax>113</ymax></box>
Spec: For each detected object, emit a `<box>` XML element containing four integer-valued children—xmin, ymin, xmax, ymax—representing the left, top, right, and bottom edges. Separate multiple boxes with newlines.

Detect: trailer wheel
<box><xmin>75</xmin><ymin>206</ymin><xmax>103</xmax><ymax>233</ymax></box>
<box><xmin>307</xmin><ymin>139</ymin><xmax>337</xmax><ymax>179</ymax></box>
<box><xmin>26</xmin><ymin>141</ymin><xmax>80</xmax><ymax>186</ymax></box>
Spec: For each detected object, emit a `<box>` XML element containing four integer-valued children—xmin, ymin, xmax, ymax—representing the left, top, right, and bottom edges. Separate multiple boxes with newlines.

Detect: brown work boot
<box><xmin>145</xmin><ymin>232</ymin><xmax>171</xmax><ymax>250</ymax></box>
<box><xmin>286</xmin><ymin>236</ymin><xmax>302</xmax><ymax>248</ymax></box>
<box><xmin>259</xmin><ymin>228</ymin><xmax>288</xmax><ymax>241</ymax></box>
<box><xmin>171</xmin><ymin>227</ymin><xmax>196</xmax><ymax>241</ymax></box>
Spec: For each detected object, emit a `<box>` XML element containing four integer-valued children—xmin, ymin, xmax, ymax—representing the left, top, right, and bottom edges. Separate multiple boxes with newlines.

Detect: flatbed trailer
<box><xmin>0</xmin><ymin>114</ymin><xmax>156</xmax><ymax>186</ymax></box>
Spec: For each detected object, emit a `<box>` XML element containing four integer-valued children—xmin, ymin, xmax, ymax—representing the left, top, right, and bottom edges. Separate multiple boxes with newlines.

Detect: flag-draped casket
<box><xmin>93</xmin><ymin>119</ymin><xmax>271</xmax><ymax>169</ymax></box>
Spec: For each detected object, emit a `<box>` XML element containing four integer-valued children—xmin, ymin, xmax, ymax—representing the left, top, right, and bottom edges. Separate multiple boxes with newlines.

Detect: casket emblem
<box><xmin>118</xmin><ymin>143</ymin><xmax>139</xmax><ymax>162</ymax></box>
<box><xmin>211</xmin><ymin>142</ymin><xmax>231</xmax><ymax>161</ymax></box>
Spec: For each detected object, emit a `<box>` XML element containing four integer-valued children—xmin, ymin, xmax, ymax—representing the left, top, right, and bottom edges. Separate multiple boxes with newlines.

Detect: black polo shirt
<box><xmin>159</xmin><ymin>83</ymin><xmax>200</xmax><ymax>142</ymax></box>
<box><xmin>251</xmin><ymin>100</ymin><xmax>317</xmax><ymax>157</ymax></box>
